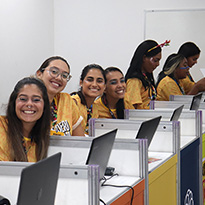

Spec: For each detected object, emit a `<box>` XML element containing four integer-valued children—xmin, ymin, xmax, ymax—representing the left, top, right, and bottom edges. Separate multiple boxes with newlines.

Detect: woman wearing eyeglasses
<box><xmin>94</xmin><ymin>67</ymin><xmax>134</xmax><ymax>119</ymax></box>
<box><xmin>71</xmin><ymin>64</ymin><xmax>106</xmax><ymax>135</ymax></box>
<box><xmin>125</xmin><ymin>40</ymin><xmax>164</xmax><ymax>109</ymax></box>
<box><xmin>0</xmin><ymin>77</ymin><xmax>50</xmax><ymax>161</ymax></box>
<box><xmin>156</xmin><ymin>53</ymin><xmax>197</xmax><ymax>101</ymax></box>
<box><xmin>36</xmin><ymin>56</ymin><xmax>84</xmax><ymax>136</ymax></box>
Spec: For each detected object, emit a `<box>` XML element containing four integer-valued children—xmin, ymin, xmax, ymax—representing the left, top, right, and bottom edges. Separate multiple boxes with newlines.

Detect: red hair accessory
<box><xmin>147</xmin><ymin>40</ymin><xmax>171</xmax><ymax>53</ymax></box>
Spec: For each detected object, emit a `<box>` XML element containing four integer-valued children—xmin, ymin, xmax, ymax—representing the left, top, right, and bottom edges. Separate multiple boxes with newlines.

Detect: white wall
<box><xmin>145</xmin><ymin>9</ymin><xmax>205</xmax><ymax>82</ymax></box>
<box><xmin>1</xmin><ymin>0</ymin><xmax>205</xmax><ymax>114</ymax></box>
<box><xmin>54</xmin><ymin>0</ymin><xmax>205</xmax><ymax>94</ymax></box>
<box><xmin>0</xmin><ymin>0</ymin><xmax>54</xmax><ymax>114</ymax></box>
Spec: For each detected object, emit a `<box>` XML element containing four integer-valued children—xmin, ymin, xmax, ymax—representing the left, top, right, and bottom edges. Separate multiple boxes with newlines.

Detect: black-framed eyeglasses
<box><xmin>43</xmin><ymin>67</ymin><xmax>72</xmax><ymax>82</ymax></box>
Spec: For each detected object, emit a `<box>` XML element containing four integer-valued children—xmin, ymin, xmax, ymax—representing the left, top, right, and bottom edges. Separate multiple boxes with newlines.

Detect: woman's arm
<box><xmin>188</xmin><ymin>78</ymin><xmax>205</xmax><ymax>95</ymax></box>
<box><xmin>72</xmin><ymin>123</ymin><xmax>85</xmax><ymax>136</ymax></box>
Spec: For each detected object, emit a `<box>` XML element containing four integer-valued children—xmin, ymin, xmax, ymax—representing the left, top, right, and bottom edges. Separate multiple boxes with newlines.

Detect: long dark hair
<box><xmin>104</xmin><ymin>67</ymin><xmax>125</xmax><ymax>119</ymax></box>
<box><xmin>6</xmin><ymin>77</ymin><xmax>51</xmax><ymax>161</ymax></box>
<box><xmin>178</xmin><ymin>42</ymin><xmax>200</xmax><ymax>58</ymax></box>
<box><xmin>125</xmin><ymin>40</ymin><xmax>161</xmax><ymax>89</ymax></box>
<box><xmin>156</xmin><ymin>53</ymin><xmax>185</xmax><ymax>87</ymax></box>
<box><xmin>71</xmin><ymin>64</ymin><xmax>105</xmax><ymax>106</ymax></box>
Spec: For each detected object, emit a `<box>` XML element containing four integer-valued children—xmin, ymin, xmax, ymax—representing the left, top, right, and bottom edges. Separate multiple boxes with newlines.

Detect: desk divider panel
<box><xmin>0</xmin><ymin>161</ymin><xmax>99</xmax><ymax>205</ymax></box>
<box><xmin>169</xmin><ymin>94</ymin><xmax>205</xmax><ymax>131</ymax></box>
<box><xmin>150</xmin><ymin>100</ymin><xmax>190</xmax><ymax>110</ymax></box>
<box><xmin>48</xmin><ymin>136</ymin><xmax>147</xmax><ymax>205</ymax></box>
<box><xmin>169</xmin><ymin>94</ymin><xmax>205</xmax><ymax>108</ymax></box>
<box><xmin>125</xmin><ymin>109</ymin><xmax>201</xmax><ymax>147</ymax></box>
<box><xmin>89</xmin><ymin>118</ymin><xmax>178</xmax><ymax>205</ymax></box>
<box><xmin>89</xmin><ymin>118</ymin><xmax>177</xmax><ymax>154</ymax></box>
<box><xmin>148</xmin><ymin>100</ymin><xmax>203</xmax><ymax>205</ymax></box>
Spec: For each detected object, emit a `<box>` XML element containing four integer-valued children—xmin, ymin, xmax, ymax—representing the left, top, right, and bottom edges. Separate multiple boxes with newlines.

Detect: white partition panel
<box><xmin>89</xmin><ymin>118</ymin><xmax>177</xmax><ymax>153</ymax></box>
<box><xmin>125</xmin><ymin>109</ymin><xmax>199</xmax><ymax>141</ymax></box>
<box><xmin>89</xmin><ymin>118</ymin><xmax>178</xmax><ymax>178</ymax></box>
<box><xmin>48</xmin><ymin>136</ymin><xmax>147</xmax><ymax>205</ymax></box>
<box><xmin>0</xmin><ymin>161</ymin><xmax>99</xmax><ymax>205</ymax></box>
<box><xmin>169</xmin><ymin>94</ymin><xmax>205</xmax><ymax>132</ymax></box>
<box><xmin>48</xmin><ymin>136</ymin><xmax>144</xmax><ymax>178</ymax></box>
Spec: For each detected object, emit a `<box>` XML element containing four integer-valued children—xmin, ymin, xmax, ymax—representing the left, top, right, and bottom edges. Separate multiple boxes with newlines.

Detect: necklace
<box><xmin>85</xmin><ymin>105</ymin><xmax>93</xmax><ymax>135</ymax></box>
<box><xmin>187</xmin><ymin>73</ymin><xmax>194</xmax><ymax>82</ymax></box>
<box><xmin>51</xmin><ymin>98</ymin><xmax>57</xmax><ymax>127</ymax></box>
<box><xmin>22</xmin><ymin>136</ymin><xmax>32</xmax><ymax>154</ymax></box>
<box><xmin>102</xmin><ymin>95</ymin><xmax>116</xmax><ymax>119</ymax></box>
<box><xmin>173</xmin><ymin>78</ymin><xmax>185</xmax><ymax>95</ymax></box>
<box><xmin>142</xmin><ymin>73</ymin><xmax>157</xmax><ymax>100</ymax></box>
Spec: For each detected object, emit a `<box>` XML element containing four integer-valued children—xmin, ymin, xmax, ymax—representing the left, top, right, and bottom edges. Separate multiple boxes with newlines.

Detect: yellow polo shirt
<box><xmin>0</xmin><ymin>116</ymin><xmax>37</xmax><ymax>162</ymax></box>
<box><xmin>71</xmin><ymin>94</ymin><xmax>99</xmax><ymax>134</ymax></box>
<box><xmin>157</xmin><ymin>76</ymin><xmax>185</xmax><ymax>101</ymax></box>
<box><xmin>50</xmin><ymin>93</ymin><xmax>83</xmax><ymax>136</ymax></box>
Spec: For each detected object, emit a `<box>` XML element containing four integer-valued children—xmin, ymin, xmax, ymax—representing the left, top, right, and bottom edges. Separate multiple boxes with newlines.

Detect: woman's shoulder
<box><xmin>0</xmin><ymin>116</ymin><xmax>8</xmax><ymax>142</ymax></box>
<box><xmin>159</xmin><ymin>76</ymin><xmax>175</xmax><ymax>85</ymax></box>
<box><xmin>126</xmin><ymin>78</ymin><xmax>143</xmax><ymax>87</ymax></box>
<box><xmin>94</xmin><ymin>96</ymin><xmax>102</xmax><ymax>104</ymax></box>
<box><xmin>56</xmin><ymin>92</ymin><xmax>74</xmax><ymax>102</ymax></box>
<box><xmin>0</xmin><ymin>116</ymin><xmax>7</xmax><ymax>127</ymax></box>
<box><xmin>124</xmin><ymin>93</ymin><xmax>135</xmax><ymax>109</ymax></box>
<box><xmin>71</xmin><ymin>93</ymin><xmax>81</xmax><ymax>104</ymax></box>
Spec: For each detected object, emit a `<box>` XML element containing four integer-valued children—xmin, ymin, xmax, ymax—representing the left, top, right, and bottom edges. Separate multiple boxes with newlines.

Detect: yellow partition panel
<box><xmin>149</xmin><ymin>154</ymin><xmax>177</xmax><ymax>205</ymax></box>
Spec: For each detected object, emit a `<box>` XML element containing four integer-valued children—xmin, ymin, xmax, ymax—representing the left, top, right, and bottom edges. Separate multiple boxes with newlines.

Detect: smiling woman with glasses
<box><xmin>36</xmin><ymin>56</ymin><xmax>84</xmax><ymax>137</ymax></box>
<box><xmin>94</xmin><ymin>67</ymin><xmax>134</xmax><ymax>119</ymax></box>
<box><xmin>0</xmin><ymin>77</ymin><xmax>50</xmax><ymax>162</ymax></box>
<box><xmin>42</xmin><ymin>66</ymin><xmax>72</xmax><ymax>82</ymax></box>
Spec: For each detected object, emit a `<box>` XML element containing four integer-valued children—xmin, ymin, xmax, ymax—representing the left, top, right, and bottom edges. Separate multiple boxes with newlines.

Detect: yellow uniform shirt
<box><xmin>94</xmin><ymin>94</ymin><xmax>134</xmax><ymax>119</ymax></box>
<box><xmin>0</xmin><ymin>116</ymin><xmax>37</xmax><ymax>162</ymax></box>
<box><xmin>157</xmin><ymin>76</ymin><xmax>185</xmax><ymax>101</ymax></box>
<box><xmin>50</xmin><ymin>93</ymin><xmax>82</xmax><ymax>136</ymax></box>
<box><xmin>179</xmin><ymin>75</ymin><xmax>195</xmax><ymax>94</ymax></box>
<box><xmin>71</xmin><ymin>94</ymin><xmax>99</xmax><ymax>134</ymax></box>
<box><xmin>126</xmin><ymin>78</ymin><xmax>151</xmax><ymax>109</ymax></box>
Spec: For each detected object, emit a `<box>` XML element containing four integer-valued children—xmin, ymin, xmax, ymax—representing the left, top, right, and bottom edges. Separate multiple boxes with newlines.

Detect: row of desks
<box><xmin>0</xmin><ymin>96</ymin><xmax>203</xmax><ymax>204</ymax></box>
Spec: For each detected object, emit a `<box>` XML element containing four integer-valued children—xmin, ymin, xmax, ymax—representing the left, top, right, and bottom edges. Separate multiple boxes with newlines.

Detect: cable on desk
<box><xmin>101</xmin><ymin>174</ymin><xmax>134</xmax><ymax>205</ymax></box>
<box><xmin>99</xmin><ymin>198</ymin><xmax>106</xmax><ymax>205</ymax></box>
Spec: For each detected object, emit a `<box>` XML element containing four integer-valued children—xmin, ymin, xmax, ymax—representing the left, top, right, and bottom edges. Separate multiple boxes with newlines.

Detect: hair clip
<box><xmin>147</xmin><ymin>40</ymin><xmax>171</xmax><ymax>53</ymax></box>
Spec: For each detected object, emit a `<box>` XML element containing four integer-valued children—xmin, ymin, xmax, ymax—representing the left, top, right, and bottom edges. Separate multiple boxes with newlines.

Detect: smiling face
<box><xmin>80</xmin><ymin>68</ymin><xmax>105</xmax><ymax>100</ymax></box>
<box><xmin>105</xmin><ymin>71</ymin><xmax>126</xmax><ymax>102</ymax></box>
<box><xmin>15</xmin><ymin>84</ymin><xmax>44</xmax><ymax>130</ymax></box>
<box><xmin>142</xmin><ymin>52</ymin><xmax>162</xmax><ymax>73</ymax></box>
<box><xmin>37</xmin><ymin>59</ymin><xmax>70</xmax><ymax>101</ymax></box>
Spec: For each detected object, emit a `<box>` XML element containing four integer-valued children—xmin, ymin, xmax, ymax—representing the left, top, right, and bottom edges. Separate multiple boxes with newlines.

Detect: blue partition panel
<box><xmin>180</xmin><ymin>138</ymin><xmax>200</xmax><ymax>205</ymax></box>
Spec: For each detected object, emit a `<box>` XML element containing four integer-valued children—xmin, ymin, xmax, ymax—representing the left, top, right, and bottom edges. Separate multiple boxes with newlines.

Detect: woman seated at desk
<box><xmin>0</xmin><ymin>77</ymin><xmax>50</xmax><ymax>162</ymax></box>
<box><xmin>95</xmin><ymin>67</ymin><xmax>134</xmax><ymax>119</ymax></box>
<box><xmin>178</xmin><ymin>41</ymin><xmax>205</xmax><ymax>95</ymax></box>
<box><xmin>125</xmin><ymin>40</ymin><xmax>164</xmax><ymax>109</ymax></box>
<box><xmin>156</xmin><ymin>53</ymin><xmax>203</xmax><ymax>101</ymax></box>
<box><xmin>71</xmin><ymin>64</ymin><xmax>106</xmax><ymax>135</ymax></box>
<box><xmin>36</xmin><ymin>56</ymin><xmax>84</xmax><ymax>136</ymax></box>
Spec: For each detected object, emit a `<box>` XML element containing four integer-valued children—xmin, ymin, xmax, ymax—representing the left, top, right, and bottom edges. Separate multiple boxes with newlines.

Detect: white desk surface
<box><xmin>148</xmin><ymin>151</ymin><xmax>174</xmax><ymax>172</ymax></box>
<box><xmin>100</xmin><ymin>176</ymin><xmax>141</xmax><ymax>204</ymax></box>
